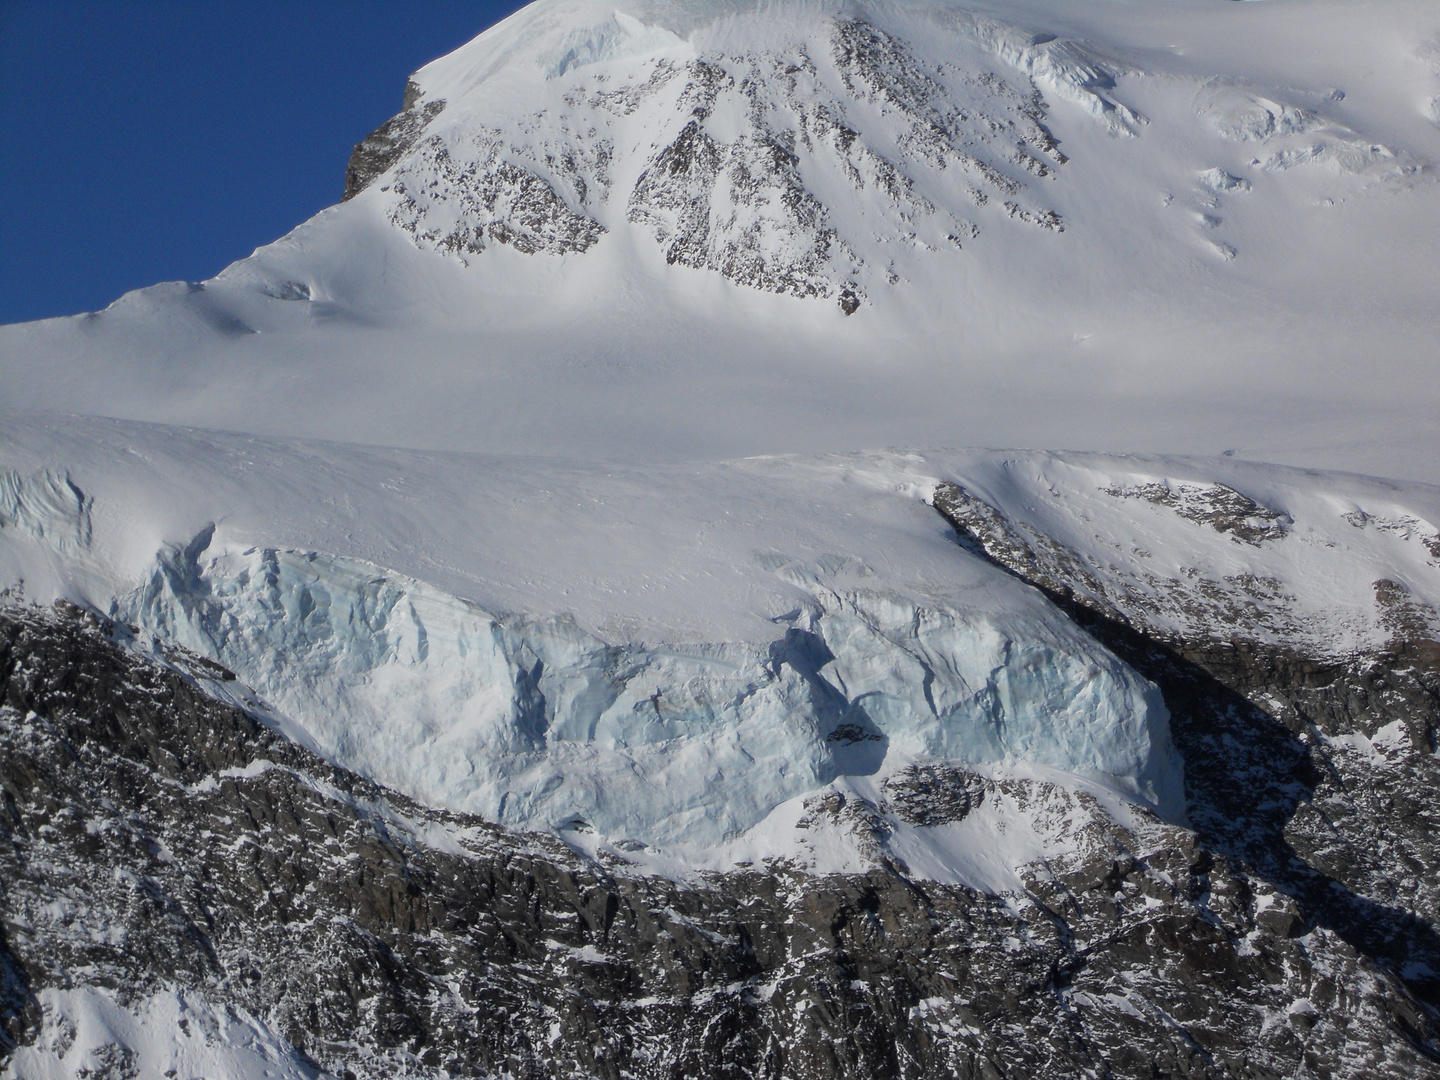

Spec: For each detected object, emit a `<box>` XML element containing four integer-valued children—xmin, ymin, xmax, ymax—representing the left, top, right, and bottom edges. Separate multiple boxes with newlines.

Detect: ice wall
<box><xmin>126</xmin><ymin>527</ymin><xmax>1182</xmax><ymax>848</ymax></box>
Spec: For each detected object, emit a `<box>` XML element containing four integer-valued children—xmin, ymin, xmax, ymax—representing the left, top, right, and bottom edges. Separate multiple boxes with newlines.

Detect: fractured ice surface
<box><xmin>127</xmin><ymin>528</ymin><xmax>1179</xmax><ymax>848</ymax></box>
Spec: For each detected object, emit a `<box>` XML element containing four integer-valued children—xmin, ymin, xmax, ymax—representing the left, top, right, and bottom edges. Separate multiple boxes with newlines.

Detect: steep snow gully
<box><xmin>5</xmin><ymin>0</ymin><xmax>1440</xmax><ymax>1076</ymax></box>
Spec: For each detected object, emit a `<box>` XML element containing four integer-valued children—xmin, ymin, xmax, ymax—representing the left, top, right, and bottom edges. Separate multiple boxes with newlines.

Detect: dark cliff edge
<box><xmin>3</xmin><ymin>598</ymin><xmax>1439</xmax><ymax>1078</ymax></box>
<box><xmin>343</xmin><ymin>79</ymin><xmax>447</xmax><ymax>202</ymax></box>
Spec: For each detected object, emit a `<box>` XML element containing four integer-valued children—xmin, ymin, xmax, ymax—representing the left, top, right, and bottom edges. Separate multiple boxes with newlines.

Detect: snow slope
<box><xmin>4</xmin><ymin>987</ymin><xmax>317</xmax><ymax>1080</ymax></box>
<box><xmin>2</xmin><ymin>0</ymin><xmax>1439</xmax><ymax>480</ymax></box>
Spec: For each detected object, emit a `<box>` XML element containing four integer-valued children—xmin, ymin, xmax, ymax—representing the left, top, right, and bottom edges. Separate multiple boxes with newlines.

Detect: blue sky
<box><xmin>0</xmin><ymin>1</ymin><xmax>528</xmax><ymax>325</ymax></box>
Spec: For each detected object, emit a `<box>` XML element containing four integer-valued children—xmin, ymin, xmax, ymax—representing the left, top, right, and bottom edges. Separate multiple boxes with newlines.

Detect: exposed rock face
<box><xmin>932</xmin><ymin>480</ymin><xmax>1440</xmax><ymax>1013</ymax></box>
<box><xmin>385</xmin><ymin>131</ymin><xmax>608</xmax><ymax>257</ymax></box>
<box><xmin>5</xmin><ymin>601</ymin><xmax>1440</xmax><ymax>1078</ymax></box>
<box><xmin>343</xmin><ymin>81</ymin><xmax>448</xmax><ymax>201</ymax></box>
<box><xmin>360</xmin><ymin>14</ymin><xmax>1075</xmax><ymax>309</ymax></box>
<box><xmin>1104</xmin><ymin>480</ymin><xmax>1291</xmax><ymax>545</ymax></box>
<box><xmin>933</xmin><ymin>480</ymin><xmax>1323</xmax><ymax>645</ymax></box>
<box><xmin>325</xmin><ymin>2</ymin><xmax>1425</xmax><ymax>310</ymax></box>
<box><xmin>883</xmin><ymin>762</ymin><xmax>986</xmax><ymax>827</ymax></box>
<box><xmin>615</xmin><ymin>16</ymin><xmax>1069</xmax><ymax>310</ymax></box>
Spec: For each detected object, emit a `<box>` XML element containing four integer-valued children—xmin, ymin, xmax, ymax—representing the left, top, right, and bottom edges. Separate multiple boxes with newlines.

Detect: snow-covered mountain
<box><xmin>4</xmin><ymin>1</ymin><xmax>1440</xmax><ymax>1077</ymax></box>
<box><xmin>4</xmin><ymin>0</ymin><xmax>1440</xmax><ymax>477</ymax></box>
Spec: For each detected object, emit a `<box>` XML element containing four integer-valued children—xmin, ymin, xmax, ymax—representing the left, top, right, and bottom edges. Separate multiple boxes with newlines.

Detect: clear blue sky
<box><xmin>0</xmin><ymin>1</ymin><xmax>528</xmax><ymax>325</ymax></box>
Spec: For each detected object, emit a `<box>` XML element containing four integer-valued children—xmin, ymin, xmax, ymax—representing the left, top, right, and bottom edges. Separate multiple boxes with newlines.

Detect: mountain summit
<box><xmin>4</xmin><ymin>0</ymin><xmax>1439</xmax><ymax>473</ymax></box>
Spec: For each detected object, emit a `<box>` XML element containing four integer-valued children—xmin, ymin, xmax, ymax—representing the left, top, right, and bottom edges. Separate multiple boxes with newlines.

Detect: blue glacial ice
<box><xmin>126</xmin><ymin>528</ymin><xmax>1183</xmax><ymax>848</ymax></box>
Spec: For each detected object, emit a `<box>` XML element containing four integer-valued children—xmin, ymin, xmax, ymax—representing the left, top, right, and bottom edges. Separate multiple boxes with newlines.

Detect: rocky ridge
<box><xmin>931</xmin><ymin>480</ymin><xmax>1440</xmax><ymax>1010</ymax></box>
<box><xmin>353</xmin><ymin>11</ymin><xmax>1076</xmax><ymax>310</ymax></box>
<box><xmin>344</xmin><ymin>80</ymin><xmax>449</xmax><ymax>203</ymax></box>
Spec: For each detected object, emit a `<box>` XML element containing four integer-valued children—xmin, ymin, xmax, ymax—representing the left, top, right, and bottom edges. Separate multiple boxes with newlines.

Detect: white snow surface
<box><xmin>1</xmin><ymin>0</ymin><xmax>1438</xmax><ymax>482</ymax></box>
<box><xmin>2</xmin><ymin>0</ymin><xmax>1439</xmax><ymax>889</ymax></box>
<box><xmin>1</xmin><ymin>985</ymin><xmax>318</xmax><ymax>1080</ymax></box>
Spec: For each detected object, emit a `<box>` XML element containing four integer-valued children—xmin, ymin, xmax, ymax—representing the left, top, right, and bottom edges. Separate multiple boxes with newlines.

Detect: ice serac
<box><xmin>126</xmin><ymin>520</ymin><xmax>1181</xmax><ymax>851</ymax></box>
<box><xmin>7</xmin><ymin>411</ymin><xmax>1440</xmax><ymax>885</ymax></box>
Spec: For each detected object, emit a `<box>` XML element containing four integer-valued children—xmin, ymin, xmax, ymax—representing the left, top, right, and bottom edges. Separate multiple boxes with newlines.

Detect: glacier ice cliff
<box><xmin>127</xmin><ymin>527</ymin><xmax>1182</xmax><ymax>850</ymax></box>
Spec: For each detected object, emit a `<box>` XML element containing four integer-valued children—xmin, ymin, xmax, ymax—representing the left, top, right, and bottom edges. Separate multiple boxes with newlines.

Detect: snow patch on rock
<box><xmin>4</xmin><ymin>985</ymin><xmax>315</xmax><ymax>1080</ymax></box>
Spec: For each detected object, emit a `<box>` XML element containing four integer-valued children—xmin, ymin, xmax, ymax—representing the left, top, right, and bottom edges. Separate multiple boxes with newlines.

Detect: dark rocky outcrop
<box><xmin>4</xmin><ymin>601</ymin><xmax>1440</xmax><ymax>1077</ymax></box>
<box><xmin>386</xmin><ymin>134</ymin><xmax>607</xmax><ymax>258</ymax></box>
<box><xmin>343</xmin><ymin>80</ymin><xmax>447</xmax><ymax>201</ymax></box>
<box><xmin>932</xmin><ymin>480</ymin><xmax>1440</xmax><ymax>1016</ymax></box>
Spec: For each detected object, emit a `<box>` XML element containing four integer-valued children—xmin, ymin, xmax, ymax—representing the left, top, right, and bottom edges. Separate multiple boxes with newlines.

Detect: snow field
<box><xmin>1</xmin><ymin>985</ymin><xmax>317</xmax><ymax>1080</ymax></box>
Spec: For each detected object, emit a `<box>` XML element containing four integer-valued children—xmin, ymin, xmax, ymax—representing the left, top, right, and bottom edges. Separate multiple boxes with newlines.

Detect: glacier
<box><xmin>6</xmin><ymin>410</ymin><xmax>1440</xmax><ymax>881</ymax></box>
<box><xmin>0</xmin><ymin>415</ymin><xmax>1188</xmax><ymax>866</ymax></box>
<box><xmin>127</xmin><ymin>530</ymin><xmax>1179</xmax><ymax>847</ymax></box>
<box><xmin>2</xmin><ymin>0</ymin><xmax>1439</xmax><ymax>889</ymax></box>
